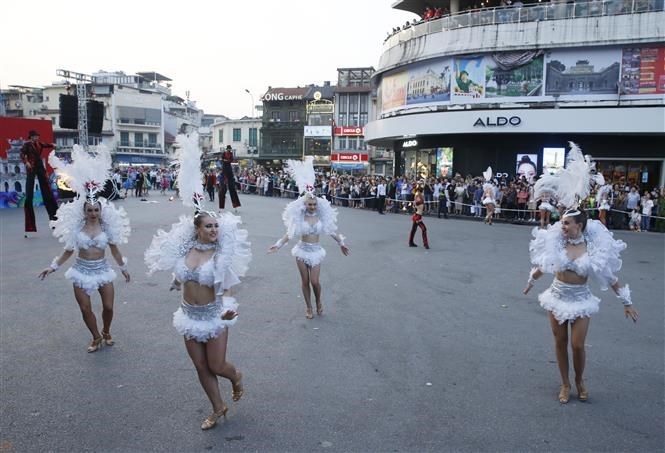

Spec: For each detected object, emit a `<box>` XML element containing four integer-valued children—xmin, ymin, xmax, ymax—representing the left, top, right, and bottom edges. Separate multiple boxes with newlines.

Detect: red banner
<box><xmin>333</xmin><ymin>126</ymin><xmax>364</xmax><ymax>136</ymax></box>
<box><xmin>331</xmin><ymin>153</ymin><xmax>368</xmax><ymax>162</ymax></box>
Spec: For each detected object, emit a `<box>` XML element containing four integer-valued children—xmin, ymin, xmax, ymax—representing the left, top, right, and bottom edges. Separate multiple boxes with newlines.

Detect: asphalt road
<box><xmin>1</xmin><ymin>193</ymin><xmax>663</xmax><ymax>452</ymax></box>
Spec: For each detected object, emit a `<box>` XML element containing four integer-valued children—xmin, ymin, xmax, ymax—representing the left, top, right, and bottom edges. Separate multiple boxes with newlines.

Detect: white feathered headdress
<box><xmin>49</xmin><ymin>144</ymin><xmax>130</xmax><ymax>248</ymax></box>
<box><xmin>534</xmin><ymin>142</ymin><xmax>604</xmax><ymax>211</ymax></box>
<box><xmin>285</xmin><ymin>156</ymin><xmax>316</xmax><ymax>197</ymax></box>
<box><xmin>174</xmin><ymin>132</ymin><xmax>207</xmax><ymax>212</ymax></box>
<box><xmin>49</xmin><ymin>144</ymin><xmax>111</xmax><ymax>203</ymax></box>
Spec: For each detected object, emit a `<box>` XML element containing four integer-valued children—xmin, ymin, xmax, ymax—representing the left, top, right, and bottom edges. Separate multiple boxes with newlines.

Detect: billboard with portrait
<box><xmin>406</xmin><ymin>58</ymin><xmax>452</xmax><ymax>105</ymax></box>
<box><xmin>452</xmin><ymin>57</ymin><xmax>485</xmax><ymax>101</ymax></box>
<box><xmin>515</xmin><ymin>154</ymin><xmax>538</xmax><ymax>182</ymax></box>
<box><xmin>620</xmin><ymin>46</ymin><xmax>665</xmax><ymax>95</ymax></box>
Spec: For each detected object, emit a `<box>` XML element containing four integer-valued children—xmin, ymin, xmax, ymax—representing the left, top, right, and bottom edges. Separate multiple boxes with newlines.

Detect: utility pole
<box><xmin>56</xmin><ymin>69</ymin><xmax>93</xmax><ymax>150</ymax></box>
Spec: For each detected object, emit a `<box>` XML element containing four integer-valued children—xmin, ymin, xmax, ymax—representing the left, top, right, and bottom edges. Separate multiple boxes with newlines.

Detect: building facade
<box><xmin>333</xmin><ymin>68</ymin><xmax>382</xmax><ymax>174</ymax></box>
<box><xmin>365</xmin><ymin>1</ymin><xmax>665</xmax><ymax>187</ymax></box>
<box><xmin>210</xmin><ymin>117</ymin><xmax>261</xmax><ymax>166</ymax></box>
<box><xmin>259</xmin><ymin>87</ymin><xmax>309</xmax><ymax>166</ymax></box>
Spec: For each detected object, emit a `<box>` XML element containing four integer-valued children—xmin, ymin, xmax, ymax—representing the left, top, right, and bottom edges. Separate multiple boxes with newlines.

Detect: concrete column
<box><xmin>450</xmin><ymin>0</ymin><xmax>460</xmax><ymax>13</ymax></box>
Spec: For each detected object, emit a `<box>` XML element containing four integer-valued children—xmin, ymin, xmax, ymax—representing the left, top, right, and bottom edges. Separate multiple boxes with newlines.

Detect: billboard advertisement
<box><xmin>406</xmin><ymin>58</ymin><xmax>452</xmax><ymax>105</ymax></box>
<box><xmin>515</xmin><ymin>154</ymin><xmax>538</xmax><ymax>182</ymax></box>
<box><xmin>452</xmin><ymin>57</ymin><xmax>485</xmax><ymax>101</ymax></box>
<box><xmin>436</xmin><ymin>148</ymin><xmax>453</xmax><ymax>178</ymax></box>
<box><xmin>379</xmin><ymin>45</ymin><xmax>663</xmax><ymax>114</ymax></box>
<box><xmin>486</xmin><ymin>55</ymin><xmax>544</xmax><ymax>98</ymax></box>
<box><xmin>621</xmin><ymin>46</ymin><xmax>665</xmax><ymax>94</ymax></box>
<box><xmin>545</xmin><ymin>48</ymin><xmax>621</xmax><ymax>96</ymax></box>
<box><xmin>0</xmin><ymin>118</ymin><xmax>56</xmax><ymax>209</ymax></box>
<box><xmin>381</xmin><ymin>70</ymin><xmax>408</xmax><ymax>111</ymax></box>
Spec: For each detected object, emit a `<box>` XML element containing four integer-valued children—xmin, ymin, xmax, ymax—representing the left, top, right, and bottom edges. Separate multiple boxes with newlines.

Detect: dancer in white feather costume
<box><xmin>268</xmin><ymin>157</ymin><xmax>349</xmax><ymax>319</ymax></box>
<box><xmin>144</xmin><ymin>133</ymin><xmax>251</xmax><ymax>430</ymax></box>
<box><xmin>38</xmin><ymin>145</ymin><xmax>131</xmax><ymax>353</ymax></box>
<box><xmin>523</xmin><ymin>142</ymin><xmax>638</xmax><ymax>404</ymax></box>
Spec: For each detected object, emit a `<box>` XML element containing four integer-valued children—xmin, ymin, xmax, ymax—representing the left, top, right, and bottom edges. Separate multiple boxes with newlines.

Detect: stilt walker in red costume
<box><xmin>218</xmin><ymin>145</ymin><xmax>241</xmax><ymax>210</ymax></box>
<box><xmin>409</xmin><ymin>187</ymin><xmax>429</xmax><ymax>249</ymax></box>
<box><xmin>20</xmin><ymin>130</ymin><xmax>59</xmax><ymax>236</ymax></box>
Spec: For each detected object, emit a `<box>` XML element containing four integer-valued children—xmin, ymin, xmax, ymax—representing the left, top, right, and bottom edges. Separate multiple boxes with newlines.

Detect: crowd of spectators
<box><xmin>235</xmin><ymin>167</ymin><xmax>665</xmax><ymax>233</ymax></box>
<box><xmin>383</xmin><ymin>0</ymin><xmax>659</xmax><ymax>42</ymax></box>
<box><xmin>100</xmin><ymin>165</ymin><xmax>665</xmax><ymax>233</ymax></box>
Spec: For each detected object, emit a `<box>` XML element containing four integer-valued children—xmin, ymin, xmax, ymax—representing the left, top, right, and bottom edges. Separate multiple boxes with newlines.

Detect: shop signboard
<box><xmin>334</xmin><ymin>126</ymin><xmax>364</xmax><ymax>136</ymax></box>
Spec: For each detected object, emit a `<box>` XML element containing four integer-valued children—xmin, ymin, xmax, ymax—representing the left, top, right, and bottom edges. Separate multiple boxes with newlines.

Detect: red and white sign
<box><xmin>334</xmin><ymin>126</ymin><xmax>364</xmax><ymax>136</ymax></box>
<box><xmin>331</xmin><ymin>153</ymin><xmax>369</xmax><ymax>162</ymax></box>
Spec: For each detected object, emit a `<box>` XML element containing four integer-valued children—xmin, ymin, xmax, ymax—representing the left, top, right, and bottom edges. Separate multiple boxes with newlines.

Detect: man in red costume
<box><xmin>218</xmin><ymin>145</ymin><xmax>241</xmax><ymax>210</ymax></box>
<box><xmin>20</xmin><ymin>130</ymin><xmax>58</xmax><ymax>235</ymax></box>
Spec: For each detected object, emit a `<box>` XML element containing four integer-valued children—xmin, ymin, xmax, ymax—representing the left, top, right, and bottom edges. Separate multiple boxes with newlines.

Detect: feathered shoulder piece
<box><xmin>214</xmin><ymin>212</ymin><xmax>252</xmax><ymax>292</ymax></box>
<box><xmin>534</xmin><ymin>142</ymin><xmax>604</xmax><ymax>210</ymax></box>
<box><xmin>49</xmin><ymin>144</ymin><xmax>130</xmax><ymax>249</ymax></box>
<box><xmin>285</xmin><ymin>157</ymin><xmax>316</xmax><ymax>196</ymax></box>
<box><xmin>144</xmin><ymin>215</ymin><xmax>196</xmax><ymax>275</ymax></box>
<box><xmin>282</xmin><ymin>195</ymin><xmax>339</xmax><ymax>239</ymax></box>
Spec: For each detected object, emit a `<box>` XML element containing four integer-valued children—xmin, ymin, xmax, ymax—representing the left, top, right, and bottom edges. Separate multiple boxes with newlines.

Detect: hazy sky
<box><xmin>2</xmin><ymin>0</ymin><xmax>413</xmax><ymax>119</ymax></box>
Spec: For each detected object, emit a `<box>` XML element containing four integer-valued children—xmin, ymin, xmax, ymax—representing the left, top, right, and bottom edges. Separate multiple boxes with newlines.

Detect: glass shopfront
<box><xmin>596</xmin><ymin>160</ymin><xmax>662</xmax><ymax>189</ymax></box>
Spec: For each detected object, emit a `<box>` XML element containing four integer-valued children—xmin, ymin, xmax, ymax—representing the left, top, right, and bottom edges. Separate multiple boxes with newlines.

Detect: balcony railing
<box><xmin>119</xmin><ymin>142</ymin><xmax>160</xmax><ymax>148</ymax></box>
<box><xmin>384</xmin><ymin>0</ymin><xmax>664</xmax><ymax>48</ymax></box>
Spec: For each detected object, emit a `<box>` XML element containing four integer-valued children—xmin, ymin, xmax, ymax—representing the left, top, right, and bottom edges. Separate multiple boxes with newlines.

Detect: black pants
<box><xmin>219</xmin><ymin>182</ymin><xmax>241</xmax><ymax>209</ymax></box>
<box><xmin>377</xmin><ymin>195</ymin><xmax>386</xmax><ymax>214</ymax></box>
<box><xmin>207</xmin><ymin>187</ymin><xmax>215</xmax><ymax>201</ymax></box>
<box><xmin>24</xmin><ymin>169</ymin><xmax>58</xmax><ymax>232</ymax></box>
<box><xmin>135</xmin><ymin>182</ymin><xmax>143</xmax><ymax>197</ymax></box>
<box><xmin>438</xmin><ymin>197</ymin><xmax>448</xmax><ymax>218</ymax></box>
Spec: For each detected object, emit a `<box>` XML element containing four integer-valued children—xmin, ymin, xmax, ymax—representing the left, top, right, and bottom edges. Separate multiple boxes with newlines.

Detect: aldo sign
<box><xmin>473</xmin><ymin>116</ymin><xmax>522</xmax><ymax>127</ymax></box>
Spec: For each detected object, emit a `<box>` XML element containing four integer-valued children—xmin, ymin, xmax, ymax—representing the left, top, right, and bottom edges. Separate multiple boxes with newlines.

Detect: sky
<box><xmin>1</xmin><ymin>0</ymin><xmax>413</xmax><ymax>119</ymax></box>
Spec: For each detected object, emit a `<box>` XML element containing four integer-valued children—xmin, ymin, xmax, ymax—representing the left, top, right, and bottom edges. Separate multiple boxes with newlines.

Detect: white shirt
<box><xmin>641</xmin><ymin>199</ymin><xmax>654</xmax><ymax>215</ymax></box>
<box><xmin>433</xmin><ymin>183</ymin><xmax>442</xmax><ymax>198</ymax></box>
<box><xmin>377</xmin><ymin>183</ymin><xmax>386</xmax><ymax>196</ymax></box>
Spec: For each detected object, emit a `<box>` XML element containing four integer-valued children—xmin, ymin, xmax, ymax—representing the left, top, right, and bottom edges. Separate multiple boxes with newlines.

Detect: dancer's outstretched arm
<box><xmin>268</xmin><ymin>234</ymin><xmax>289</xmax><ymax>253</ymax></box>
<box><xmin>330</xmin><ymin>233</ymin><xmax>350</xmax><ymax>256</ymax></box>
<box><xmin>38</xmin><ymin>249</ymin><xmax>74</xmax><ymax>280</ymax></box>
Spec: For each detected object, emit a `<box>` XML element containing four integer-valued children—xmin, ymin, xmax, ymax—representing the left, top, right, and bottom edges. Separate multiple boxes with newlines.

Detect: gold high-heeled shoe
<box><xmin>87</xmin><ymin>336</ymin><xmax>103</xmax><ymax>353</ymax></box>
<box><xmin>576</xmin><ymin>381</ymin><xmax>589</xmax><ymax>402</ymax></box>
<box><xmin>232</xmin><ymin>372</ymin><xmax>244</xmax><ymax>402</ymax></box>
<box><xmin>200</xmin><ymin>406</ymin><xmax>228</xmax><ymax>430</ymax></box>
<box><xmin>316</xmin><ymin>302</ymin><xmax>323</xmax><ymax>316</ymax></box>
<box><xmin>558</xmin><ymin>385</ymin><xmax>571</xmax><ymax>404</ymax></box>
<box><xmin>305</xmin><ymin>308</ymin><xmax>313</xmax><ymax>319</ymax></box>
<box><xmin>102</xmin><ymin>331</ymin><xmax>114</xmax><ymax>346</ymax></box>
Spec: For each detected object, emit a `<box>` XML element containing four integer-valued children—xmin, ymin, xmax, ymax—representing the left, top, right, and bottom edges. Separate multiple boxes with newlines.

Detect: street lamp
<box><xmin>244</xmin><ymin>89</ymin><xmax>254</xmax><ymax>118</ymax></box>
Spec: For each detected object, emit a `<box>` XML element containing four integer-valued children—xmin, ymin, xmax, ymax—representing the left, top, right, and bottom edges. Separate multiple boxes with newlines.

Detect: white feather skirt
<box><xmin>538</xmin><ymin>279</ymin><xmax>600</xmax><ymax>324</ymax></box>
<box><xmin>65</xmin><ymin>258</ymin><xmax>116</xmax><ymax>294</ymax></box>
<box><xmin>539</xmin><ymin>202</ymin><xmax>555</xmax><ymax>212</ymax></box>
<box><xmin>291</xmin><ymin>241</ymin><xmax>326</xmax><ymax>267</ymax></box>
<box><xmin>173</xmin><ymin>298</ymin><xmax>238</xmax><ymax>343</ymax></box>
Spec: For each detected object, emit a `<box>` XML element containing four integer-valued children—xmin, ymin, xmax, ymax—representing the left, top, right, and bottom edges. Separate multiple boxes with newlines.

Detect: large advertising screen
<box><xmin>436</xmin><ymin>148</ymin><xmax>453</xmax><ymax>178</ymax></box>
